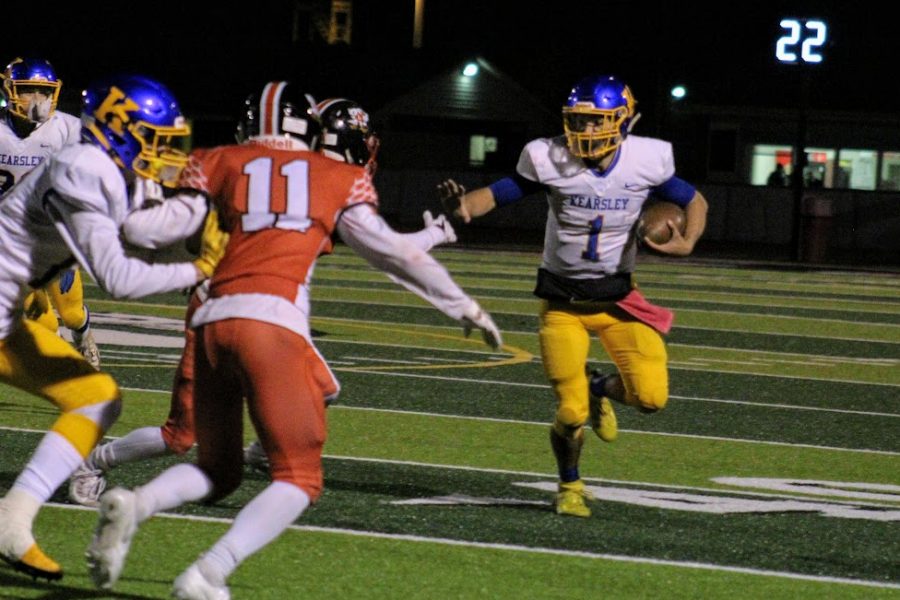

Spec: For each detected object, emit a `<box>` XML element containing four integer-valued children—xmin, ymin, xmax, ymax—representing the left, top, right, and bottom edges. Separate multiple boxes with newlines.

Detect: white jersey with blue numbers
<box><xmin>0</xmin><ymin>111</ymin><xmax>82</xmax><ymax>197</ymax></box>
<box><xmin>516</xmin><ymin>134</ymin><xmax>675</xmax><ymax>279</ymax></box>
<box><xmin>0</xmin><ymin>143</ymin><xmax>198</xmax><ymax>338</ymax></box>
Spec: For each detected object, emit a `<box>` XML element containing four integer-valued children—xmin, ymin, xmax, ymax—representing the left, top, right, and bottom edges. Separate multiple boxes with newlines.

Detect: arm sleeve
<box><xmin>488</xmin><ymin>173</ymin><xmax>544</xmax><ymax>207</ymax></box>
<box><xmin>651</xmin><ymin>176</ymin><xmax>696</xmax><ymax>207</ymax></box>
<box><xmin>121</xmin><ymin>192</ymin><xmax>208</xmax><ymax>249</ymax></box>
<box><xmin>336</xmin><ymin>204</ymin><xmax>476</xmax><ymax>321</ymax></box>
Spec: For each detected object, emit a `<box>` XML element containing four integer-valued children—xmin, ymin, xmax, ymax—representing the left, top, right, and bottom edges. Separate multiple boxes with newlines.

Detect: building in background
<box><xmin>669</xmin><ymin>103</ymin><xmax>900</xmax><ymax>192</ymax></box>
<box><xmin>25</xmin><ymin>0</ymin><xmax>893</xmax><ymax>264</ymax></box>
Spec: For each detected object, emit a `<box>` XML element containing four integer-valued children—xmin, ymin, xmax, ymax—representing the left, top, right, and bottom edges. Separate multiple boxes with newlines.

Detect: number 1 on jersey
<box><xmin>581</xmin><ymin>215</ymin><xmax>604</xmax><ymax>261</ymax></box>
<box><xmin>242</xmin><ymin>157</ymin><xmax>312</xmax><ymax>232</ymax></box>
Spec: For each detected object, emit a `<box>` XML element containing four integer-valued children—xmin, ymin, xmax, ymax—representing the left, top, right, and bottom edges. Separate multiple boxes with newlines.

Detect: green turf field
<box><xmin>1</xmin><ymin>246</ymin><xmax>898</xmax><ymax>599</ymax></box>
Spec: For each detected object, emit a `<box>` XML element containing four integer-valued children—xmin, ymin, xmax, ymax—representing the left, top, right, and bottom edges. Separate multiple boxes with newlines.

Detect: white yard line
<box><xmin>9</xmin><ymin>376</ymin><xmax>900</xmax><ymax>459</ymax></box>
<box><xmin>89</xmin><ymin>321</ymin><xmax>900</xmax><ymax>384</ymax></box>
<box><xmin>111</xmin><ymin>381</ymin><xmax>900</xmax><ymax>455</ymax></box>
<box><xmin>0</xmin><ymin>430</ymin><xmax>886</xmax><ymax>507</ymax></box>
<box><xmin>42</xmin><ymin>501</ymin><xmax>900</xmax><ymax>590</ymax></box>
<box><xmin>121</xmin><ymin>376</ymin><xmax>900</xmax><ymax>421</ymax></box>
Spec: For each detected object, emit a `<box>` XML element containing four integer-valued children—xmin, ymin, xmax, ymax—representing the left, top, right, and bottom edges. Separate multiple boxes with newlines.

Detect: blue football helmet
<box><xmin>1</xmin><ymin>57</ymin><xmax>62</xmax><ymax>124</ymax></box>
<box><xmin>81</xmin><ymin>75</ymin><xmax>191</xmax><ymax>188</ymax></box>
<box><xmin>563</xmin><ymin>75</ymin><xmax>636</xmax><ymax>159</ymax></box>
<box><xmin>236</xmin><ymin>81</ymin><xmax>320</xmax><ymax>150</ymax></box>
<box><xmin>317</xmin><ymin>98</ymin><xmax>379</xmax><ymax>168</ymax></box>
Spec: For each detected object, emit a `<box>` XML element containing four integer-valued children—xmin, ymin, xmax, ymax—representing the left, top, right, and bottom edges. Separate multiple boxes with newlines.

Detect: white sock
<box><xmin>134</xmin><ymin>463</ymin><xmax>213</xmax><ymax>522</ymax></box>
<box><xmin>199</xmin><ymin>481</ymin><xmax>310</xmax><ymax>581</ymax></box>
<box><xmin>70</xmin><ymin>306</ymin><xmax>90</xmax><ymax>344</ymax></box>
<box><xmin>0</xmin><ymin>488</ymin><xmax>41</xmax><ymax>526</ymax></box>
<box><xmin>90</xmin><ymin>426</ymin><xmax>168</xmax><ymax>471</ymax></box>
<box><xmin>13</xmin><ymin>431</ymin><xmax>84</xmax><ymax>502</ymax></box>
<box><xmin>0</xmin><ymin>488</ymin><xmax>42</xmax><ymax>556</ymax></box>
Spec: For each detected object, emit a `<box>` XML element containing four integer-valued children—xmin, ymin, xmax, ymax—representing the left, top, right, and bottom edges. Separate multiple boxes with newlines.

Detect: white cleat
<box><xmin>243</xmin><ymin>440</ymin><xmax>270</xmax><ymax>474</ymax></box>
<box><xmin>74</xmin><ymin>330</ymin><xmax>101</xmax><ymax>370</ymax></box>
<box><xmin>69</xmin><ymin>462</ymin><xmax>107</xmax><ymax>508</ymax></box>
<box><xmin>86</xmin><ymin>487</ymin><xmax>138</xmax><ymax>589</ymax></box>
<box><xmin>172</xmin><ymin>563</ymin><xmax>231</xmax><ymax>600</ymax></box>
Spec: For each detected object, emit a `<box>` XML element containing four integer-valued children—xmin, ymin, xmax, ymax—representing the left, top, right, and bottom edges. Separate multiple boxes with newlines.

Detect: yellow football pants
<box><xmin>539</xmin><ymin>299</ymin><xmax>669</xmax><ymax>427</ymax></box>
<box><xmin>0</xmin><ymin>319</ymin><xmax>119</xmax><ymax>457</ymax></box>
<box><xmin>22</xmin><ymin>268</ymin><xmax>88</xmax><ymax>334</ymax></box>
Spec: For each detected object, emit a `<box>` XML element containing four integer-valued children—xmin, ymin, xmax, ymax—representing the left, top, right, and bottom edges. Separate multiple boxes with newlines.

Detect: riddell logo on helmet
<box><xmin>253</xmin><ymin>137</ymin><xmax>302</xmax><ymax>150</ymax></box>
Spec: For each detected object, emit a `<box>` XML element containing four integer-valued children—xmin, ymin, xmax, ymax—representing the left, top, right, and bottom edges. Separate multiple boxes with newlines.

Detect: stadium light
<box><xmin>670</xmin><ymin>85</ymin><xmax>686</xmax><ymax>100</ymax></box>
<box><xmin>462</xmin><ymin>63</ymin><xmax>479</xmax><ymax>77</ymax></box>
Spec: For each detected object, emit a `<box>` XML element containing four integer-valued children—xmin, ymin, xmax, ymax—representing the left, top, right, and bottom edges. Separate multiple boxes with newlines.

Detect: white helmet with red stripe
<box><xmin>235</xmin><ymin>81</ymin><xmax>320</xmax><ymax>150</ymax></box>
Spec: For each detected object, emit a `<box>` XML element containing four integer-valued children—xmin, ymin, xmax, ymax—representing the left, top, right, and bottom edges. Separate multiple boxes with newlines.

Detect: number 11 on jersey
<box><xmin>242</xmin><ymin>157</ymin><xmax>312</xmax><ymax>232</ymax></box>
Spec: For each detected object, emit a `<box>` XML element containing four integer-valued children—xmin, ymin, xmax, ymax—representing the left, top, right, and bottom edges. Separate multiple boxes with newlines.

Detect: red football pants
<box><xmin>193</xmin><ymin>318</ymin><xmax>329</xmax><ymax>501</ymax></box>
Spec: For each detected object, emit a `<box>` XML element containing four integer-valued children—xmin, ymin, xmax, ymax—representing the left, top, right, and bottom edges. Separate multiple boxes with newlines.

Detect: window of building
<box><xmin>835</xmin><ymin>149</ymin><xmax>877</xmax><ymax>190</ymax></box>
<box><xmin>750</xmin><ymin>145</ymin><xmax>846</xmax><ymax>189</ymax></box>
<box><xmin>469</xmin><ymin>135</ymin><xmax>497</xmax><ymax>166</ymax></box>
<box><xmin>878</xmin><ymin>151</ymin><xmax>900</xmax><ymax>191</ymax></box>
<box><xmin>750</xmin><ymin>144</ymin><xmax>793</xmax><ymax>186</ymax></box>
<box><xmin>748</xmin><ymin>144</ymin><xmax>900</xmax><ymax>191</ymax></box>
<box><xmin>803</xmin><ymin>147</ymin><xmax>836</xmax><ymax>189</ymax></box>
<box><xmin>328</xmin><ymin>0</ymin><xmax>352</xmax><ymax>44</ymax></box>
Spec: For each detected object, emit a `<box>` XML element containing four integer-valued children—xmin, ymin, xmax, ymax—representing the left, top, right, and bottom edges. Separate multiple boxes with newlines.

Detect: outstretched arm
<box><xmin>437</xmin><ymin>179</ymin><xmax>497</xmax><ymax>223</ymax></box>
<box><xmin>401</xmin><ymin>210</ymin><xmax>457</xmax><ymax>252</ymax></box>
<box><xmin>438</xmin><ymin>174</ymin><xmax>544</xmax><ymax>223</ymax></box>
<box><xmin>336</xmin><ymin>203</ymin><xmax>502</xmax><ymax>349</ymax></box>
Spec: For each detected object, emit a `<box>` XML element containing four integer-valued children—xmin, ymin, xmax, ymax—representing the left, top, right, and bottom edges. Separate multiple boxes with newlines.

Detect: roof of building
<box><xmin>375</xmin><ymin>57</ymin><xmax>557</xmax><ymax>130</ymax></box>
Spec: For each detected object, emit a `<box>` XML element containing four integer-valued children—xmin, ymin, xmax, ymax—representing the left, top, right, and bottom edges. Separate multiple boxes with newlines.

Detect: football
<box><xmin>637</xmin><ymin>201</ymin><xmax>687</xmax><ymax>245</ymax></box>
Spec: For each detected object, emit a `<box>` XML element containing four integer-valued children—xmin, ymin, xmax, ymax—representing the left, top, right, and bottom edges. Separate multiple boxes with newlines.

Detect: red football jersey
<box><xmin>179</xmin><ymin>142</ymin><xmax>377</xmax><ymax>302</ymax></box>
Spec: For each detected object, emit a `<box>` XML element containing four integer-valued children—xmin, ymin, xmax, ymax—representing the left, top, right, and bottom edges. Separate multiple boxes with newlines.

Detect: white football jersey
<box><xmin>0</xmin><ymin>143</ymin><xmax>197</xmax><ymax>338</ymax></box>
<box><xmin>517</xmin><ymin>134</ymin><xmax>675</xmax><ymax>278</ymax></box>
<box><xmin>0</xmin><ymin>111</ymin><xmax>81</xmax><ymax>197</ymax></box>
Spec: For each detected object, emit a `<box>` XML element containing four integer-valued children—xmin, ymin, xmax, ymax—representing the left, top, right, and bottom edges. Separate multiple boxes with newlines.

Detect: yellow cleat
<box><xmin>555</xmin><ymin>480</ymin><xmax>593</xmax><ymax>518</ymax></box>
<box><xmin>588</xmin><ymin>371</ymin><xmax>618</xmax><ymax>442</ymax></box>
<box><xmin>0</xmin><ymin>542</ymin><xmax>63</xmax><ymax>581</ymax></box>
<box><xmin>589</xmin><ymin>396</ymin><xmax>618</xmax><ymax>442</ymax></box>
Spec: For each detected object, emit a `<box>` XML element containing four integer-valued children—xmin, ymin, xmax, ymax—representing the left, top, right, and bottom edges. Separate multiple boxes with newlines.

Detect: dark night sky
<box><xmin>2</xmin><ymin>1</ymin><xmax>896</xmax><ymax>133</ymax></box>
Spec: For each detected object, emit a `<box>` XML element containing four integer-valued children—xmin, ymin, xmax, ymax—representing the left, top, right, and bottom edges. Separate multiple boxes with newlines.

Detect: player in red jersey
<box><xmin>69</xmin><ymin>100</ymin><xmax>458</xmax><ymax>506</ymax></box>
<box><xmin>87</xmin><ymin>82</ymin><xmax>500</xmax><ymax>599</ymax></box>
